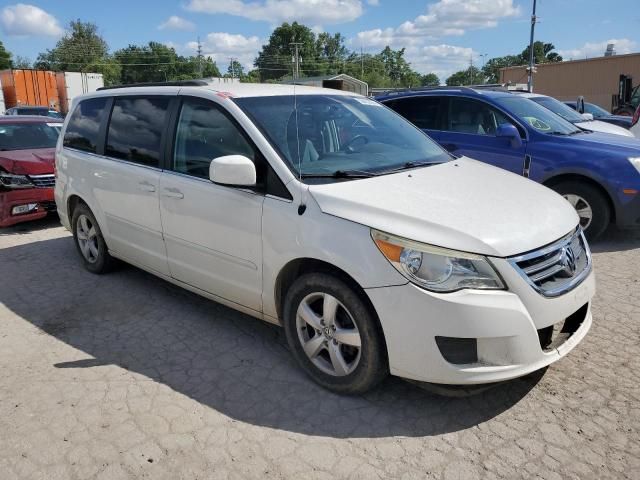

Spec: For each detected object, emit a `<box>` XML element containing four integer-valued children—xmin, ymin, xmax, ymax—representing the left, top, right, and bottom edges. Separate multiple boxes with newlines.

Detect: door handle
<box><xmin>162</xmin><ymin>187</ymin><xmax>184</xmax><ymax>199</ymax></box>
<box><xmin>138</xmin><ymin>181</ymin><xmax>156</xmax><ymax>192</ymax></box>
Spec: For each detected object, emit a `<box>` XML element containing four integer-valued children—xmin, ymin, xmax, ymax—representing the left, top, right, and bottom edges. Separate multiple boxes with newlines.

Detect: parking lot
<box><xmin>0</xmin><ymin>218</ymin><xmax>638</xmax><ymax>480</ymax></box>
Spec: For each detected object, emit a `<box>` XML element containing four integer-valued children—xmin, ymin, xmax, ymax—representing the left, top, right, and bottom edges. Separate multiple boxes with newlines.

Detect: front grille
<box><xmin>509</xmin><ymin>228</ymin><xmax>591</xmax><ymax>297</ymax></box>
<box><xmin>28</xmin><ymin>174</ymin><xmax>55</xmax><ymax>188</ymax></box>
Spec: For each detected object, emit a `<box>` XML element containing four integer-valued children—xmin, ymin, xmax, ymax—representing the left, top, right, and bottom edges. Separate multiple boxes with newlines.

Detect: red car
<box><xmin>0</xmin><ymin>116</ymin><xmax>62</xmax><ymax>227</ymax></box>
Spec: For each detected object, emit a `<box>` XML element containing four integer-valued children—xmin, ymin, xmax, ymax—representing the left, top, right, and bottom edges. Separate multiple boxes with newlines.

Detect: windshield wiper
<box><xmin>379</xmin><ymin>161</ymin><xmax>437</xmax><ymax>174</ymax></box>
<box><xmin>300</xmin><ymin>169</ymin><xmax>377</xmax><ymax>179</ymax></box>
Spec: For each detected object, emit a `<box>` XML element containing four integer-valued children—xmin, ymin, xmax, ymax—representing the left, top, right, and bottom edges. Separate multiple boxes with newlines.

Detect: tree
<box><xmin>226</xmin><ymin>59</ymin><xmax>244</xmax><ymax>79</ymax></box>
<box><xmin>316</xmin><ymin>32</ymin><xmax>348</xmax><ymax>74</ymax></box>
<box><xmin>446</xmin><ymin>66</ymin><xmax>481</xmax><ymax>86</ymax></box>
<box><xmin>254</xmin><ymin>22</ymin><xmax>321</xmax><ymax>81</ymax></box>
<box><xmin>34</xmin><ymin>20</ymin><xmax>121</xmax><ymax>85</ymax></box>
<box><xmin>0</xmin><ymin>41</ymin><xmax>13</xmax><ymax>69</ymax></box>
<box><xmin>519</xmin><ymin>41</ymin><xmax>562</xmax><ymax>65</ymax></box>
<box><xmin>421</xmin><ymin>73</ymin><xmax>440</xmax><ymax>86</ymax></box>
<box><xmin>113</xmin><ymin>42</ymin><xmax>220</xmax><ymax>84</ymax></box>
<box><xmin>482</xmin><ymin>55</ymin><xmax>522</xmax><ymax>84</ymax></box>
<box><xmin>13</xmin><ymin>56</ymin><xmax>32</xmax><ymax>69</ymax></box>
<box><xmin>35</xmin><ymin>20</ymin><xmax>108</xmax><ymax>71</ymax></box>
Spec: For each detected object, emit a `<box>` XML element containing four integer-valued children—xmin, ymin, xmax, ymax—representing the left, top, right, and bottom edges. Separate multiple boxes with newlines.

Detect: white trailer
<box><xmin>56</xmin><ymin>72</ymin><xmax>104</xmax><ymax>114</ymax></box>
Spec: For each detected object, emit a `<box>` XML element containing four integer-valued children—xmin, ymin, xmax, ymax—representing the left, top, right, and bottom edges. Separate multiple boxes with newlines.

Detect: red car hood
<box><xmin>0</xmin><ymin>148</ymin><xmax>55</xmax><ymax>175</ymax></box>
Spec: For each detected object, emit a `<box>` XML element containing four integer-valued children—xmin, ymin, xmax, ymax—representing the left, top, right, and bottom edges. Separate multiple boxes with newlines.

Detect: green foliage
<box><xmin>482</xmin><ymin>55</ymin><xmax>522</xmax><ymax>84</ymax></box>
<box><xmin>446</xmin><ymin>66</ymin><xmax>481</xmax><ymax>86</ymax></box>
<box><xmin>0</xmin><ymin>41</ymin><xmax>12</xmax><ymax>69</ymax></box>
<box><xmin>35</xmin><ymin>20</ymin><xmax>108</xmax><ymax>71</ymax></box>
<box><xmin>421</xmin><ymin>73</ymin><xmax>440</xmax><ymax>86</ymax></box>
<box><xmin>519</xmin><ymin>41</ymin><xmax>563</xmax><ymax>65</ymax></box>
<box><xmin>226</xmin><ymin>59</ymin><xmax>244</xmax><ymax>79</ymax></box>
<box><xmin>13</xmin><ymin>56</ymin><xmax>32</xmax><ymax>69</ymax></box>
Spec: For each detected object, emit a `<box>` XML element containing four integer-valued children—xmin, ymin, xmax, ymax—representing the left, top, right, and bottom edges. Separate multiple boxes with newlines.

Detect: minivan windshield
<box><xmin>234</xmin><ymin>94</ymin><xmax>450</xmax><ymax>179</ymax></box>
<box><xmin>528</xmin><ymin>96</ymin><xmax>587</xmax><ymax>123</ymax></box>
<box><xmin>495</xmin><ymin>96</ymin><xmax>582</xmax><ymax>136</ymax></box>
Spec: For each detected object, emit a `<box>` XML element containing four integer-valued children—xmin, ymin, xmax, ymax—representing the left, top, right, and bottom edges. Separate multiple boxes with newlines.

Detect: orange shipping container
<box><xmin>0</xmin><ymin>69</ymin><xmax>60</xmax><ymax>111</ymax></box>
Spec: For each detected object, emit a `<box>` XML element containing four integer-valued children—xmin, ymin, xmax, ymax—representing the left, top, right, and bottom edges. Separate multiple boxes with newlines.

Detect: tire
<box><xmin>550</xmin><ymin>181</ymin><xmax>610</xmax><ymax>241</ymax></box>
<box><xmin>282</xmin><ymin>273</ymin><xmax>388</xmax><ymax>394</ymax></box>
<box><xmin>71</xmin><ymin>203</ymin><xmax>116</xmax><ymax>274</ymax></box>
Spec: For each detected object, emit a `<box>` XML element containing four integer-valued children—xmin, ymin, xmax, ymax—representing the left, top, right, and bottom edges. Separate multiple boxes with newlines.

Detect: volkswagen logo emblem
<box><xmin>559</xmin><ymin>246</ymin><xmax>577</xmax><ymax>277</ymax></box>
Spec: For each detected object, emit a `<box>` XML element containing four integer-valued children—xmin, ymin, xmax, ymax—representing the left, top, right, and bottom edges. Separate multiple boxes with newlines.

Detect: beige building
<box><xmin>500</xmin><ymin>52</ymin><xmax>640</xmax><ymax>112</ymax></box>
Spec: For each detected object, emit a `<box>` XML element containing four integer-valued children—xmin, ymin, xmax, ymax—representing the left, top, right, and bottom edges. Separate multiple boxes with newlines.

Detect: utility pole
<box><xmin>361</xmin><ymin>45</ymin><xmax>364</xmax><ymax>78</ymax></box>
<box><xmin>290</xmin><ymin>42</ymin><xmax>302</xmax><ymax>81</ymax></box>
<box><xmin>527</xmin><ymin>0</ymin><xmax>538</xmax><ymax>92</ymax></box>
<box><xmin>469</xmin><ymin>55</ymin><xmax>474</xmax><ymax>85</ymax></box>
<box><xmin>228</xmin><ymin>57</ymin><xmax>236</xmax><ymax>79</ymax></box>
<box><xmin>197</xmin><ymin>36</ymin><xmax>203</xmax><ymax>78</ymax></box>
<box><xmin>480</xmin><ymin>53</ymin><xmax>488</xmax><ymax>84</ymax></box>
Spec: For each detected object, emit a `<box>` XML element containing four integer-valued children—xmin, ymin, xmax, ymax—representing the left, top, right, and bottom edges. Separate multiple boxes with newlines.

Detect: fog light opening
<box><xmin>11</xmin><ymin>203</ymin><xmax>38</xmax><ymax>216</ymax></box>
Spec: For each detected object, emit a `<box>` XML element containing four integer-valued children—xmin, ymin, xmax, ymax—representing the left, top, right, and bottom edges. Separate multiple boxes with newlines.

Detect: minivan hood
<box><xmin>308</xmin><ymin>158</ymin><xmax>578</xmax><ymax>258</ymax></box>
<box><xmin>575</xmin><ymin>119</ymin><xmax>635</xmax><ymax>137</ymax></box>
<box><xmin>0</xmin><ymin>148</ymin><xmax>55</xmax><ymax>175</ymax></box>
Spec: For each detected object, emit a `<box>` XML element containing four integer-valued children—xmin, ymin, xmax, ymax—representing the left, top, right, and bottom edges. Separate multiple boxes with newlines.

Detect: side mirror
<box><xmin>496</xmin><ymin>123</ymin><xmax>523</xmax><ymax>148</ymax></box>
<box><xmin>581</xmin><ymin>113</ymin><xmax>594</xmax><ymax>121</ymax></box>
<box><xmin>209</xmin><ymin>155</ymin><xmax>256</xmax><ymax>187</ymax></box>
<box><xmin>576</xmin><ymin>95</ymin><xmax>585</xmax><ymax>114</ymax></box>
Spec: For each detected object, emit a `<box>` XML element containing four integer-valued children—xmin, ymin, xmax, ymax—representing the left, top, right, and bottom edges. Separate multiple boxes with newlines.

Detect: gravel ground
<box><xmin>0</xmin><ymin>217</ymin><xmax>638</xmax><ymax>480</ymax></box>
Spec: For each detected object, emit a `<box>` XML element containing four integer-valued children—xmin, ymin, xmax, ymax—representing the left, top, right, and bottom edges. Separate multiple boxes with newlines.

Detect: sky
<box><xmin>0</xmin><ymin>0</ymin><xmax>639</xmax><ymax>82</ymax></box>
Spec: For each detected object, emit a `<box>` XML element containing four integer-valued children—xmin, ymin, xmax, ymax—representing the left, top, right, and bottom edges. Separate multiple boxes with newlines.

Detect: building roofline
<box><xmin>500</xmin><ymin>51</ymin><xmax>640</xmax><ymax>71</ymax></box>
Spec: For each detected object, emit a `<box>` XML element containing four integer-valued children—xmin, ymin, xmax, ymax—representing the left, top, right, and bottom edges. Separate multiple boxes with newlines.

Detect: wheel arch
<box><xmin>274</xmin><ymin>257</ymin><xmax>389</xmax><ymax>359</ymax></box>
<box><xmin>543</xmin><ymin>173</ymin><xmax>616</xmax><ymax>223</ymax></box>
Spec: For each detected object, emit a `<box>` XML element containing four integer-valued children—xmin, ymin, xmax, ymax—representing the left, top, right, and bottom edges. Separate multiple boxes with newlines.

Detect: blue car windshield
<box><xmin>495</xmin><ymin>96</ymin><xmax>582</xmax><ymax>136</ymax></box>
<box><xmin>529</xmin><ymin>96</ymin><xmax>586</xmax><ymax>123</ymax></box>
<box><xmin>234</xmin><ymin>94</ymin><xmax>450</xmax><ymax>179</ymax></box>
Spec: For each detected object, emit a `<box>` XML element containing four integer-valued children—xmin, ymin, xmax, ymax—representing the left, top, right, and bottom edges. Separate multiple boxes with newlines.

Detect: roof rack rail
<box><xmin>373</xmin><ymin>85</ymin><xmax>478</xmax><ymax>97</ymax></box>
<box><xmin>97</xmin><ymin>80</ymin><xmax>210</xmax><ymax>91</ymax></box>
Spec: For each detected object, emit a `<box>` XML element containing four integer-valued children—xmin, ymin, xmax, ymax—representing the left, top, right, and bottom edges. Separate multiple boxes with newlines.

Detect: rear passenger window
<box><xmin>106</xmin><ymin>97</ymin><xmax>170</xmax><ymax>167</ymax></box>
<box><xmin>63</xmin><ymin>97</ymin><xmax>108</xmax><ymax>153</ymax></box>
<box><xmin>386</xmin><ymin>97</ymin><xmax>441</xmax><ymax>130</ymax></box>
<box><xmin>172</xmin><ymin>98</ymin><xmax>255</xmax><ymax>179</ymax></box>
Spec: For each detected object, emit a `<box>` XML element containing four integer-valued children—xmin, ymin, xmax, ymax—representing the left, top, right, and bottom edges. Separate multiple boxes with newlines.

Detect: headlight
<box><xmin>0</xmin><ymin>172</ymin><xmax>34</xmax><ymax>189</ymax></box>
<box><xmin>629</xmin><ymin>157</ymin><xmax>640</xmax><ymax>174</ymax></box>
<box><xmin>372</xmin><ymin>230</ymin><xmax>504</xmax><ymax>292</ymax></box>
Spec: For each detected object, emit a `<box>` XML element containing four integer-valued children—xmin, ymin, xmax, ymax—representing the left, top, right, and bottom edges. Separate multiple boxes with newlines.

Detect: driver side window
<box><xmin>173</xmin><ymin>98</ymin><xmax>255</xmax><ymax>179</ymax></box>
<box><xmin>448</xmin><ymin>98</ymin><xmax>514</xmax><ymax>136</ymax></box>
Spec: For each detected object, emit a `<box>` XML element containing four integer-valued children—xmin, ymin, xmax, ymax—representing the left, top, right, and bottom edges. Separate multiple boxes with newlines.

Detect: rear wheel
<box><xmin>550</xmin><ymin>181</ymin><xmax>610</xmax><ymax>240</ymax></box>
<box><xmin>71</xmin><ymin>203</ymin><xmax>115</xmax><ymax>274</ymax></box>
<box><xmin>283</xmin><ymin>273</ymin><xmax>388</xmax><ymax>394</ymax></box>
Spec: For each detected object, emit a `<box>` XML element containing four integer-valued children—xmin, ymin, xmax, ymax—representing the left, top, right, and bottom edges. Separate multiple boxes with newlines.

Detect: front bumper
<box><xmin>0</xmin><ymin>187</ymin><xmax>55</xmax><ymax>228</ymax></box>
<box><xmin>366</xmin><ymin>264</ymin><xmax>595</xmax><ymax>385</ymax></box>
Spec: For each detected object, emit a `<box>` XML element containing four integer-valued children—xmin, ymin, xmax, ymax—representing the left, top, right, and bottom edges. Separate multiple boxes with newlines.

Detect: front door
<box><xmin>159</xmin><ymin>96</ymin><xmax>264</xmax><ymax>312</ymax></box>
<box><xmin>439</xmin><ymin>97</ymin><xmax>527</xmax><ymax>175</ymax></box>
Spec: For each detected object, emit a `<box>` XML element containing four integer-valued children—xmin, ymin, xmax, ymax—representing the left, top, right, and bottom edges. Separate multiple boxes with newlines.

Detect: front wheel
<box><xmin>283</xmin><ymin>273</ymin><xmax>388</xmax><ymax>394</ymax></box>
<box><xmin>550</xmin><ymin>181</ymin><xmax>610</xmax><ymax>241</ymax></box>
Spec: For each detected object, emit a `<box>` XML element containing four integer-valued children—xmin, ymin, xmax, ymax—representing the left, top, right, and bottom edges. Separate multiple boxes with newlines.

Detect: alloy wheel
<box><xmin>563</xmin><ymin>194</ymin><xmax>593</xmax><ymax>230</ymax></box>
<box><xmin>295</xmin><ymin>292</ymin><xmax>362</xmax><ymax>376</ymax></box>
<box><xmin>76</xmin><ymin>214</ymin><xmax>99</xmax><ymax>263</ymax></box>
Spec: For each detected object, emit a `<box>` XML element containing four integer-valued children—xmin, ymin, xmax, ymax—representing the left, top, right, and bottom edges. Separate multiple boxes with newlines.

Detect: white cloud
<box><xmin>410</xmin><ymin>44</ymin><xmax>476</xmax><ymax>81</ymax></box>
<box><xmin>187</xmin><ymin>32</ymin><xmax>262</xmax><ymax>71</ymax></box>
<box><xmin>353</xmin><ymin>0</ymin><xmax>519</xmax><ymax>79</ymax></box>
<box><xmin>557</xmin><ymin>38</ymin><xmax>638</xmax><ymax>60</ymax></box>
<box><xmin>0</xmin><ymin>3</ymin><xmax>63</xmax><ymax>37</ymax></box>
<box><xmin>158</xmin><ymin>15</ymin><xmax>196</xmax><ymax>31</ymax></box>
<box><xmin>357</xmin><ymin>0</ymin><xmax>520</xmax><ymax>47</ymax></box>
<box><xmin>185</xmin><ymin>0</ymin><xmax>364</xmax><ymax>25</ymax></box>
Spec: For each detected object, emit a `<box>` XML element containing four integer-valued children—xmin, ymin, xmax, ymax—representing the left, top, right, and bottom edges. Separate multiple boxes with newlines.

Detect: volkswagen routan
<box><xmin>55</xmin><ymin>81</ymin><xmax>595</xmax><ymax>394</ymax></box>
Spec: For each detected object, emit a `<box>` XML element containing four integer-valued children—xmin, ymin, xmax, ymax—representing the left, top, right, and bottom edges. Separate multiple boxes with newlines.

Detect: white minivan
<box><xmin>55</xmin><ymin>82</ymin><xmax>595</xmax><ymax>394</ymax></box>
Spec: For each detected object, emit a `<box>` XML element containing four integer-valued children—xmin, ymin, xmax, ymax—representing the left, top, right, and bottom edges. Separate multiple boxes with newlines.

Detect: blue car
<box><xmin>376</xmin><ymin>87</ymin><xmax>640</xmax><ymax>240</ymax></box>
